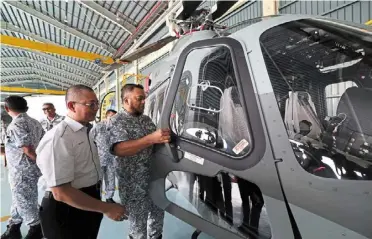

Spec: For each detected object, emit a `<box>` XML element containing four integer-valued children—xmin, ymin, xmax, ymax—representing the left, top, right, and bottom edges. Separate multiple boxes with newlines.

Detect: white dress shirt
<box><xmin>36</xmin><ymin>116</ymin><xmax>101</xmax><ymax>191</ymax></box>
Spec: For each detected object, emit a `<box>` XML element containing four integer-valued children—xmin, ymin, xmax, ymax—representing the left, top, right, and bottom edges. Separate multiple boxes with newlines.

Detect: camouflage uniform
<box><xmin>107</xmin><ymin>109</ymin><xmax>164</xmax><ymax>239</ymax></box>
<box><xmin>5</xmin><ymin>113</ymin><xmax>44</xmax><ymax>226</ymax></box>
<box><xmin>39</xmin><ymin>114</ymin><xmax>64</xmax><ymax>131</ymax></box>
<box><xmin>91</xmin><ymin>121</ymin><xmax>116</xmax><ymax>199</ymax></box>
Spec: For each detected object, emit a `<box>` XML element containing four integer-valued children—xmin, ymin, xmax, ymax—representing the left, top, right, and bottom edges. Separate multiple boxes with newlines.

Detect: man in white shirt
<box><xmin>36</xmin><ymin>84</ymin><xmax>127</xmax><ymax>239</ymax></box>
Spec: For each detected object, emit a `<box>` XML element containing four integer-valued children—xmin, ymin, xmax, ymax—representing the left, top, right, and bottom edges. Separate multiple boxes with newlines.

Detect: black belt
<box><xmin>44</xmin><ymin>181</ymin><xmax>101</xmax><ymax>199</ymax></box>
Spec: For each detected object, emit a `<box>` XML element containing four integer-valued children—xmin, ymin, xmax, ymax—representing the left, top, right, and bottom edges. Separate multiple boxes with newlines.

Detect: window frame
<box><xmin>159</xmin><ymin>37</ymin><xmax>266</xmax><ymax>171</ymax></box>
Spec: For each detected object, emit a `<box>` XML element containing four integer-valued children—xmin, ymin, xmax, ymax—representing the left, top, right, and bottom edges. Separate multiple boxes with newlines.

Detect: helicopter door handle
<box><xmin>165</xmin><ymin>142</ymin><xmax>181</xmax><ymax>163</ymax></box>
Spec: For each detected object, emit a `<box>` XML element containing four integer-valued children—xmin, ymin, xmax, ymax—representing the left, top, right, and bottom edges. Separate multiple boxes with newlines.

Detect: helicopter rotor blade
<box><xmin>101</xmin><ymin>35</ymin><xmax>177</xmax><ymax>72</ymax></box>
<box><xmin>120</xmin><ymin>35</ymin><xmax>177</xmax><ymax>63</ymax></box>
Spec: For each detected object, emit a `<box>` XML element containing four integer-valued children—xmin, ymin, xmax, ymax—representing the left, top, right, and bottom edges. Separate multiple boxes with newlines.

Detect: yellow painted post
<box><xmin>263</xmin><ymin>0</ymin><xmax>278</xmax><ymax>16</ymax></box>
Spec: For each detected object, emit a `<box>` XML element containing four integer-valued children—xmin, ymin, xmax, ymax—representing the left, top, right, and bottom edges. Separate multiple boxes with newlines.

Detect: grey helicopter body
<box><xmin>113</xmin><ymin>2</ymin><xmax>372</xmax><ymax>238</ymax></box>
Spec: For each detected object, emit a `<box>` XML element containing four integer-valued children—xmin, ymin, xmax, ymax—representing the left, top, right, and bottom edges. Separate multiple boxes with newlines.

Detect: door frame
<box><xmin>159</xmin><ymin>37</ymin><xmax>266</xmax><ymax>171</ymax></box>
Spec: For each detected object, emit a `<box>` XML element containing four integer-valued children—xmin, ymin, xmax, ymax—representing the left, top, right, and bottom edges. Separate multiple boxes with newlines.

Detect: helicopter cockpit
<box><xmin>260</xmin><ymin>18</ymin><xmax>372</xmax><ymax>180</ymax></box>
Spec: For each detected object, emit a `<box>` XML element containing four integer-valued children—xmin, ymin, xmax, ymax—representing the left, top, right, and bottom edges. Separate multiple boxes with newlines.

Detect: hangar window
<box><xmin>170</xmin><ymin>46</ymin><xmax>252</xmax><ymax>157</ymax></box>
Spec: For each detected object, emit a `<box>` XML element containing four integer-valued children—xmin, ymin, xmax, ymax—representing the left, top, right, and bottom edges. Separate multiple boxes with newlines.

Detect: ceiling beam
<box><xmin>1</xmin><ymin>68</ymin><xmax>82</xmax><ymax>86</ymax></box>
<box><xmin>1</xmin><ymin>57</ymin><xmax>93</xmax><ymax>82</ymax></box>
<box><xmin>126</xmin><ymin>0</ymin><xmax>182</xmax><ymax>53</ymax></box>
<box><xmin>0</xmin><ymin>86</ymin><xmax>66</xmax><ymax>95</ymax></box>
<box><xmin>79</xmin><ymin>1</ymin><xmax>135</xmax><ymax>35</ymax></box>
<box><xmin>1</xmin><ymin>21</ymin><xmax>55</xmax><ymax>45</ymax></box>
<box><xmin>2</xmin><ymin>46</ymin><xmax>101</xmax><ymax>79</ymax></box>
<box><xmin>113</xmin><ymin>1</ymin><xmax>169</xmax><ymax>59</ymax></box>
<box><xmin>4</xmin><ymin>1</ymin><xmax>116</xmax><ymax>54</ymax></box>
<box><xmin>0</xmin><ymin>66</ymin><xmax>90</xmax><ymax>85</ymax></box>
<box><xmin>0</xmin><ymin>34</ymin><xmax>115</xmax><ymax>65</ymax></box>
<box><xmin>3</xmin><ymin>79</ymin><xmax>64</xmax><ymax>89</ymax></box>
<box><xmin>1</xmin><ymin>74</ymin><xmax>70</xmax><ymax>88</ymax></box>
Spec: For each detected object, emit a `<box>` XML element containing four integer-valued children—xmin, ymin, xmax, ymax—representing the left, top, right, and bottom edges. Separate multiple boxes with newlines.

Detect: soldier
<box><xmin>108</xmin><ymin>84</ymin><xmax>170</xmax><ymax>239</ymax></box>
<box><xmin>1</xmin><ymin>96</ymin><xmax>44</xmax><ymax>239</ymax></box>
<box><xmin>39</xmin><ymin>103</ymin><xmax>64</xmax><ymax>131</ymax></box>
<box><xmin>91</xmin><ymin>109</ymin><xmax>117</xmax><ymax>203</ymax></box>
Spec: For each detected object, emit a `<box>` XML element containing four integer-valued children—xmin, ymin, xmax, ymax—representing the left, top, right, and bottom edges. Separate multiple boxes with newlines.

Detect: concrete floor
<box><xmin>0</xmin><ymin>162</ymin><xmax>214</xmax><ymax>239</ymax></box>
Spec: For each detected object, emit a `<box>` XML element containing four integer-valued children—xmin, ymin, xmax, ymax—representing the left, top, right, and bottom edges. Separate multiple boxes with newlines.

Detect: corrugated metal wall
<box><xmin>279</xmin><ymin>0</ymin><xmax>371</xmax><ymax>115</ymax></box>
<box><xmin>279</xmin><ymin>0</ymin><xmax>371</xmax><ymax>24</ymax></box>
<box><xmin>219</xmin><ymin>0</ymin><xmax>263</xmax><ymax>31</ymax></box>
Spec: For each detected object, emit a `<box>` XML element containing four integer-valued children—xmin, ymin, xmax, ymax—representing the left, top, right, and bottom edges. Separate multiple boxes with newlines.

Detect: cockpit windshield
<box><xmin>260</xmin><ymin>18</ymin><xmax>372</xmax><ymax>181</ymax></box>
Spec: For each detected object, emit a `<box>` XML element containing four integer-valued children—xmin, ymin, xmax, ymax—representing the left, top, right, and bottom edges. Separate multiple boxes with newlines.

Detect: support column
<box><xmin>133</xmin><ymin>40</ymin><xmax>140</xmax><ymax>84</ymax></box>
<box><xmin>104</xmin><ymin>75</ymin><xmax>108</xmax><ymax>94</ymax></box>
<box><xmin>115</xmin><ymin>69</ymin><xmax>121</xmax><ymax>111</ymax></box>
<box><xmin>263</xmin><ymin>0</ymin><xmax>278</xmax><ymax>16</ymax></box>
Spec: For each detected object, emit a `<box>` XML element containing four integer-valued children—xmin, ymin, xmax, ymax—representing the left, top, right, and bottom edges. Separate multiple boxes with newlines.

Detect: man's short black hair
<box><xmin>121</xmin><ymin>84</ymin><xmax>144</xmax><ymax>101</ymax></box>
<box><xmin>106</xmin><ymin>109</ymin><xmax>117</xmax><ymax>115</ymax></box>
<box><xmin>65</xmin><ymin>84</ymin><xmax>95</xmax><ymax>104</ymax></box>
<box><xmin>4</xmin><ymin>96</ymin><xmax>28</xmax><ymax>113</ymax></box>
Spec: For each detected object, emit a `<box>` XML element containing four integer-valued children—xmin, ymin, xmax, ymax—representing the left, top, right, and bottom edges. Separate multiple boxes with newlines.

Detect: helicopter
<box><xmin>102</xmin><ymin>1</ymin><xmax>372</xmax><ymax>238</ymax></box>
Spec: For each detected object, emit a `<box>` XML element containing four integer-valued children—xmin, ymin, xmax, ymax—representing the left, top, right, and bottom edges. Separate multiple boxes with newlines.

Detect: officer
<box><xmin>91</xmin><ymin>109</ymin><xmax>117</xmax><ymax>203</ymax></box>
<box><xmin>39</xmin><ymin>102</ymin><xmax>64</xmax><ymax>131</ymax></box>
<box><xmin>108</xmin><ymin>84</ymin><xmax>170</xmax><ymax>239</ymax></box>
<box><xmin>1</xmin><ymin>96</ymin><xmax>44</xmax><ymax>239</ymax></box>
<box><xmin>36</xmin><ymin>85</ymin><xmax>127</xmax><ymax>238</ymax></box>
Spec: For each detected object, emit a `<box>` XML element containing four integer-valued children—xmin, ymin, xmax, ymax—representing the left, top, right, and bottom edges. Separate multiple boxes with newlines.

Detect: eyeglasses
<box><xmin>74</xmin><ymin>101</ymin><xmax>100</xmax><ymax>109</ymax></box>
<box><xmin>42</xmin><ymin>107</ymin><xmax>53</xmax><ymax>111</ymax></box>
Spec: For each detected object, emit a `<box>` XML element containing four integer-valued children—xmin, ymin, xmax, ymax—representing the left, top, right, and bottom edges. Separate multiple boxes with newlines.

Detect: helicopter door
<box><xmin>149</xmin><ymin>38</ymin><xmax>294</xmax><ymax>239</ymax></box>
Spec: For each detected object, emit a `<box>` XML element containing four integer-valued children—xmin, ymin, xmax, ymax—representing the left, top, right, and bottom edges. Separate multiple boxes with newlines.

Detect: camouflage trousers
<box><xmin>102</xmin><ymin>164</ymin><xmax>116</xmax><ymax>199</ymax></box>
<box><xmin>117</xmin><ymin>169</ymin><xmax>164</xmax><ymax>239</ymax></box>
<box><xmin>8</xmin><ymin>166</ymin><xmax>40</xmax><ymax>226</ymax></box>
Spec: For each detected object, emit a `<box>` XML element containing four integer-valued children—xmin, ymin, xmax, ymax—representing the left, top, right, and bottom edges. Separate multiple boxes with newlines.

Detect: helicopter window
<box><xmin>260</xmin><ymin>19</ymin><xmax>372</xmax><ymax>180</ymax></box>
<box><xmin>325</xmin><ymin>81</ymin><xmax>357</xmax><ymax>117</ymax></box>
<box><xmin>154</xmin><ymin>87</ymin><xmax>167</xmax><ymax>124</ymax></box>
<box><xmin>146</xmin><ymin>96</ymin><xmax>156</xmax><ymax>123</ymax></box>
<box><xmin>171</xmin><ymin>46</ymin><xmax>251</xmax><ymax>157</ymax></box>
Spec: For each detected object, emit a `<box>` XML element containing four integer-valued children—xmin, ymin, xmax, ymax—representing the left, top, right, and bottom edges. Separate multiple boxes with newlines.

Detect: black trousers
<box><xmin>39</xmin><ymin>183</ymin><xmax>103</xmax><ymax>239</ymax></box>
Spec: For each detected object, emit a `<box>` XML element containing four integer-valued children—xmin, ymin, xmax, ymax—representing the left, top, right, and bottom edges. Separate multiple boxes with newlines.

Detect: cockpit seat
<box><xmin>334</xmin><ymin>87</ymin><xmax>372</xmax><ymax>160</ymax></box>
<box><xmin>284</xmin><ymin>91</ymin><xmax>322</xmax><ymax>140</ymax></box>
<box><xmin>218</xmin><ymin>86</ymin><xmax>250</xmax><ymax>154</ymax></box>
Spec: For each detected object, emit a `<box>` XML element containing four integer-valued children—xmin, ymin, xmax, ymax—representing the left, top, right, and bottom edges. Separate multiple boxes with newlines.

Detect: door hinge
<box><xmin>274</xmin><ymin>158</ymin><xmax>283</xmax><ymax>163</ymax></box>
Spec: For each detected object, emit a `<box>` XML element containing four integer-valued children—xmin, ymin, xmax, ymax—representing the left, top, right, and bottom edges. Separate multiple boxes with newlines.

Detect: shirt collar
<box><xmin>64</xmin><ymin>116</ymin><xmax>85</xmax><ymax>132</ymax></box>
<box><xmin>13</xmin><ymin>113</ymin><xmax>27</xmax><ymax>120</ymax></box>
<box><xmin>121</xmin><ymin>108</ymin><xmax>142</xmax><ymax>118</ymax></box>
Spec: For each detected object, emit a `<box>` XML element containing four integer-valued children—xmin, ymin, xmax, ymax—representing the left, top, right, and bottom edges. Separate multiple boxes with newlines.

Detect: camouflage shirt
<box><xmin>91</xmin><ymin>121</ymin><xmax>114</xmax><ymax>167</ymax></box>
<box><xmin>107</xmin><ymin>109</ymin><xmax>156</xmax><ymax>172</ymax></box>
<box><xmin>40</xmin><ymin>114</ymin><xmax>65</xmax><ymax>131</ymax></box>
<box><xmin>5</xmin><ymin>113</ymin><xmax>44</xmax><ymax>169</ymax></box>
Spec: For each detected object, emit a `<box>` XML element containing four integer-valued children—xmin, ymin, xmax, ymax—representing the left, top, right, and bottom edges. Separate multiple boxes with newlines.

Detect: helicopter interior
<box><xmin>260</xmin><ymin>18</ymin><xmax>372</xmax><ymax>180</ymax></box>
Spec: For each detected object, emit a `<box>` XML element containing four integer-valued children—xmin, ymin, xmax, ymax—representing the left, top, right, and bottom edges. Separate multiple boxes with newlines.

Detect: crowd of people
<box><xmin>1</xmin><ymin>83</ymin><xmax>169</xmax><ymax>239</ymax></box>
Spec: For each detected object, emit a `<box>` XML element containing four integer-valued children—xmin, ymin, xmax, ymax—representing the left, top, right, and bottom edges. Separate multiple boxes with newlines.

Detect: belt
<box><xmin>43</xmin><ymin>181</ymin><xmax>102</xmax><ymax>199</ymax></box>
<box><xmin>44</xmin><ymin>191</ymin><xmax>53</xmax><ymax>199</ymax></box>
